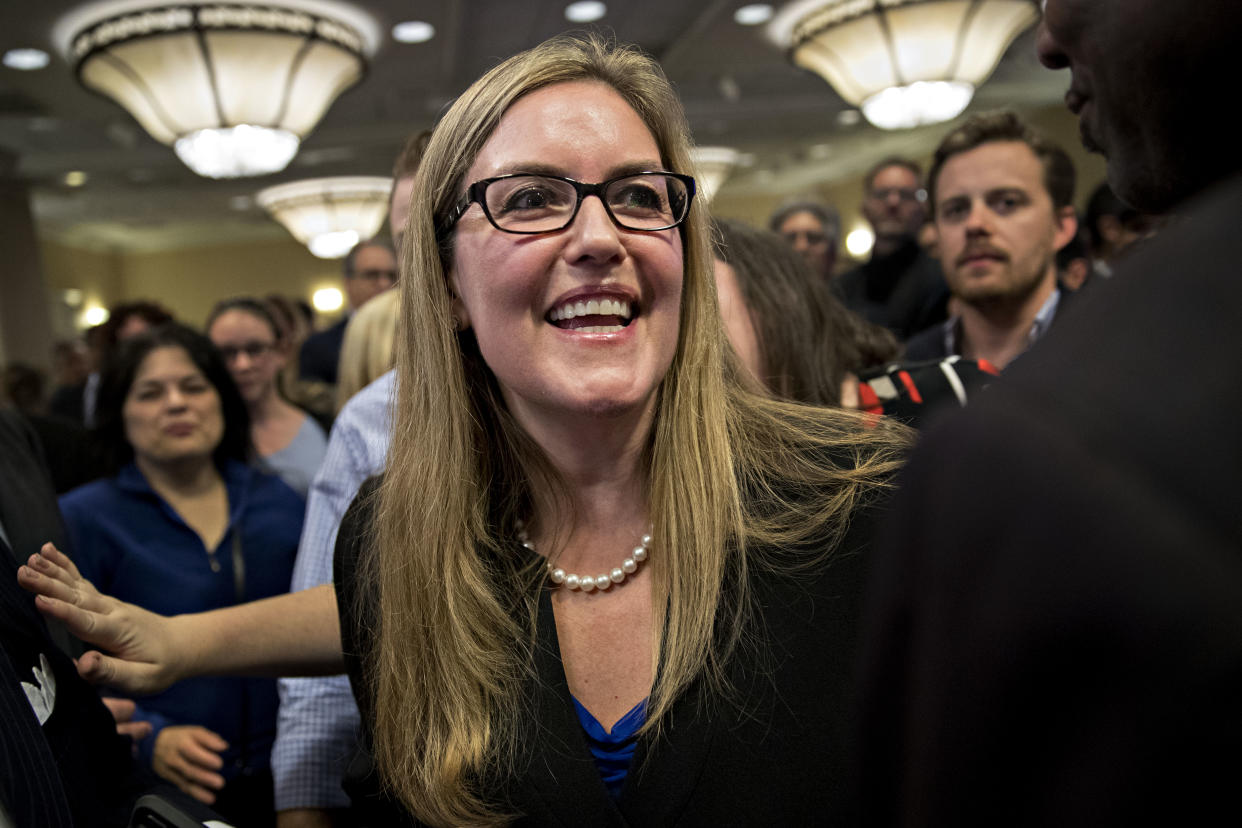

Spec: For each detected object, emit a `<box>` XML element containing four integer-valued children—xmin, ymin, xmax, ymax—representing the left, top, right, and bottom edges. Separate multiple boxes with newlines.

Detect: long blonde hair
<box><xmin>369</xmin><ymin>34</ymin><xmax>909</xmax><ymax>826</ymax></box>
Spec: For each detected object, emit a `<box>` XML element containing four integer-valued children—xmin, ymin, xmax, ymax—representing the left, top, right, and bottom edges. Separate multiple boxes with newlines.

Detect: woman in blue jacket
<box><xmin>59</xmin><ymin>322</ymin><xmax>303</xmax><ymax>827</ymax></box>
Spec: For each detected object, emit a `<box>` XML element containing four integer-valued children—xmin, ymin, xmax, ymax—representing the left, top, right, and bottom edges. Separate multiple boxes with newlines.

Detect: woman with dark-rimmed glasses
<box><xmin>23</xmin><ymin>35</ymin><xmax>909</xmax><ymax>826</ymax></box>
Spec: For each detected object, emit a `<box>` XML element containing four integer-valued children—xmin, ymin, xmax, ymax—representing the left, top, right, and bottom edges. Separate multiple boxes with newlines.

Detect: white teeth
<box><xmin>578</xmin><ymin>325</ymin><xmax>624</xmax><ymax>333</ymax></box>
<box><xmin>550</xmin><ymin>297</ymin><xmax>634</xmax><ymax>321</ymax></box>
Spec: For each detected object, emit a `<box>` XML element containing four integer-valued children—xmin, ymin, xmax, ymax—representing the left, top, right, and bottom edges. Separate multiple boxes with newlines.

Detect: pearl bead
<box><xmin>524</xmin><ymin>523</ymin><xmax>651</xmax><ymax>595</ymax></box>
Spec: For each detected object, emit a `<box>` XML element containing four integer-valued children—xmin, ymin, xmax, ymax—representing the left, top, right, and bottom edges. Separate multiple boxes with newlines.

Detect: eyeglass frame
<box><xmin>436</xmin><ymin>171</ymin><xmax>697</xmax><ymax>240</ymax></box>
<box><xmin>866</xmin><ymin>186</ymin><xmax>928</xmax><ymax>204</ymax></box>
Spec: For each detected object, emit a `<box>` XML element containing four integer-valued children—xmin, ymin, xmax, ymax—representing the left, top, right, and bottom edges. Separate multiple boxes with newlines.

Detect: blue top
<box><xmin>572</xmin><ymin>696</ymin><xmax>647</xmax><ymax>800</ymax></box>
<box><xmin>58</xmin><ymin>459</ymin><xmax>304</xmax><ymax>779</ymax></box>
<box><xmin>272</xmin><ymin>369</ymin><xmax>394</xmax><ymax>810</ymax></box>
<box><xmin>261</xmin><ymin>413</ymin><xmax>329</xmax><ymax>498</ymax></box>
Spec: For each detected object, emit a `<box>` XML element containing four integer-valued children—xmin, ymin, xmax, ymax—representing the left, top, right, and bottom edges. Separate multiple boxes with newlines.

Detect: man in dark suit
<box><xmin>834</xmin><ymin>157</ymin><xmax>949</xmax><ymax>340</ymax></box>
<box><xmin>1</xmin><ymin>409</ymin><xmax>145</xmax><ymax>824</ymax></box>
<box><xmin>857</xmin><ymin>2</ymin><xmax>1242</xmax><ymax>825</ymax></box>
<box><xmin>298</xmin><ymin>239</ymin><xmax>397</xmax><ymax>385</ymax></box>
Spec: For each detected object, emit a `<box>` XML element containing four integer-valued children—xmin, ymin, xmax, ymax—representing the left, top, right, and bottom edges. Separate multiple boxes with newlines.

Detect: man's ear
<box><xmin>1052</xmin><ymin>205</ymin><xmax>1078</xmax><ymax>253</ymax></box>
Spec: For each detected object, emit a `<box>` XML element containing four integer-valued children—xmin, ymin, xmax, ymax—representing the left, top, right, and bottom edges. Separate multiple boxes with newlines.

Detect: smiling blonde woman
<box><xmin>21</xmin><ymin>35</ymin><xmax>910</xmax><ymax>828</ymax></box>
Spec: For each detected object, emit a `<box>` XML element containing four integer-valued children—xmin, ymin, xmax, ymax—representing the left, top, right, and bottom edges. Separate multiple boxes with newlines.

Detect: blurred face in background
<box><xmin>863</xmin><ymin>165</ymin><xmax>927</xmax><ymax>243</ymax></box>
<box><xmin>123</xmin><ymin>346</ymin><xmax>224</xmax><ymax>468</ymax></box>
<box><xmin>208</xmin><ymin>309</ymin><xmax>284</xmax><ymax>406</ymax></box>
<box><xmin>777</xmin><ymin>210</ymin><xmax>834</xmax><ymax>279</ymax></box>
<box><xmin>345</xmin><ymin>244</ymin><xmax>398</xmax><ymax>310</ymax></box>
<box><xmin>389</xmin><ymin>174</ymin><xmax>417</xmax><ymax>252</ymax></box>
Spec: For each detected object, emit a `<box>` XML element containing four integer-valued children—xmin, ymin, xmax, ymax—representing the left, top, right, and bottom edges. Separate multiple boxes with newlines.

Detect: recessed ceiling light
<box><xmin>836</xmin><ymin>109</ymin><xmax>862</xmax><ymax>126</ymax></box>
<box><xmin>565</xmin><ymin>1</ymin><xmax>606</xmax><ymax>23</ymax></box>
<box><xmin>229</xmin><ymin>195</ymin><xmax>254</xmax><ymax>211</ymax></box>
<box><xmin>392</xmin><ymin>21</ymin><xmax>435</xmax><ymax>44</ymax></box>
<box><xmin>734</xmin><ymin>4</ymin><xmax>773</xmax><ymax>26</ymax></box>
<box><xmin>846</xmin><ymin>226</ymin><xmax>875</xmax><ymax>257</ymax></box>
<box><xmin>312</xmin><ymin>287</ymin><xmax>345</xmax><ymax>312</ymax></box>
<box><xmin>82</xmin><ymin>305</ymin><xmax>110</xmax><ymax>326</ymax></box>
<box><xmin>807</xmin><ymin>143</ymin><xmax>832</xmax><ymax>160</ymax></box>
<box><xmin>64</xmin><ymin>171</ymin><xmax>88</xmax><ymax>187</ymax></box>
<box><xmin>3</xmin><ymin>48</ymin><xmax>50</xmax><ymax>71</ymax></box>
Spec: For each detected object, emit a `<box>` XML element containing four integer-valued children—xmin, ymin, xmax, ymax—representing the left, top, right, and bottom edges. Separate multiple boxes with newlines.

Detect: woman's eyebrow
<box><xmin>490</xmin><ymin>160</ymin><xmax>667</xmax><ymax>179</ymax></box>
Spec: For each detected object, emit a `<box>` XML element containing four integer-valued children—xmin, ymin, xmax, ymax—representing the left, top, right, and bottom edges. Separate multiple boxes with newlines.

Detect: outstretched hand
<box><xmin>17</xmin><ymin>542</ymin><xmax>183</xmax><ymax>695</ymax></box>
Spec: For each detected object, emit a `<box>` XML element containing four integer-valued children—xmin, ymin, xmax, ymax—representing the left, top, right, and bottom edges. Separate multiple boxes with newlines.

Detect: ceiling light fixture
<box><xmin>690</xmin><ymin>146</ymin><xmax>740</xmax><ymax>204</ymax></box>
<box><xmin>256</xmin><ymin>176</ymin><xmax>393</xmax><ymax>259</ymax></box>
<box><xmin>769</xmin><ymin>0</ymin><xmax>1039</xmax><ymax>130</ymax></box>
<box><xmin>565</xmin><ymin>1</ymin><xmax>607</xmax><ymax>23</ymax></box>
<box><xmin>54</xmin><ymin>0</ymin><xmax>379</xmax><ymax>178</ymax></box>
<box><xmin>392</xmin><ymin>20</ymin><xmax>434</xmax><ymax>43</ymax></box>
<box><xmin>64</xmin><ymin>170</ymin><xmax>89</xmax><ymax>187</ymax></box>
<box><xmin>734</xmin><ymin>4</ymin><xmax>773</xmax><ymax>26</ymax></box>
<box><xmin>3</xmin><ymin>48</ymin><xmax>51</xmax><ymax>70</ymax></box>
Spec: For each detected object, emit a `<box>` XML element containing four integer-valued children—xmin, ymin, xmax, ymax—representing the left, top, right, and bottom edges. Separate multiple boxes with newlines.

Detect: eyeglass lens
<box><xmin>484</xmin><ymin>174</ymin><xmax>688</xmax><ymax>232</ymax></box>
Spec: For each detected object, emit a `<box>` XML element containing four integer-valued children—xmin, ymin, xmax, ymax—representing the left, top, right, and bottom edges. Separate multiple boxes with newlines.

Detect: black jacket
<box><xmin>335</xmin><ymin>476</ymin><xmax>888</xmax><ymax>826</ymax></box>
<box><xmin>858</xmin><ymin>176</ymin><xmax>1242</xmax><ymax>826</ymax></box>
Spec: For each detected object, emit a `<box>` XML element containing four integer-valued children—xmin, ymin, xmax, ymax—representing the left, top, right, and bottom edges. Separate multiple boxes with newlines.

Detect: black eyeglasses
<box><xmin>868</xmin><ymin>186</ymin><xmax>928</xmax><ymax>204</ymax></box>
<box><xmin>437</xmin><ymin>171</ymin><xmax>696</xmax><ymax>239</ymax></box>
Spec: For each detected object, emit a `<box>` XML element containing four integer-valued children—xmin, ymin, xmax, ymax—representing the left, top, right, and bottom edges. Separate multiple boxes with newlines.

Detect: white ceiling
<box><xmin>0</xmin><ymin>0</ymin><xmax>1068</xmax><ymax>252</ymax></box>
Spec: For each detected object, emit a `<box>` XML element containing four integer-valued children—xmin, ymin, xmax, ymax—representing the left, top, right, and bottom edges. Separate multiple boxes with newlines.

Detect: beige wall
<box><xmin>40</xmin><ymin>236</ymin><xmax>349</xmax><ymax>335</ymax></box>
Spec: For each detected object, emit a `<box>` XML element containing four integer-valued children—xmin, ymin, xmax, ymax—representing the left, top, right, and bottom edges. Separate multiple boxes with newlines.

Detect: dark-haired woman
<box><xmin>207</xmin><ymin>298</ymin><xmax>327</xmax><ymax>497</ymax></box>
<box><xmin>711</xmin><ymin>217</ymin><xmax>900</xmax><ymax>407</ymax></box>
<box><xmin>57</xmin><ymin>323</ymin><xmax>302</xmax><ymax>826</ymax></box>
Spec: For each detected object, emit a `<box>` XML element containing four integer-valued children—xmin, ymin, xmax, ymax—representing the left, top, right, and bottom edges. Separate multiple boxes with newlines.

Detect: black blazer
<box><xmin>857</xmin><ymin>177</ymin><xmax>1242</xmax><ymax>826</ymax></box>
<box><xmin>335</xmin><ymin>478</ymin><xmax>888</xmax><ymax>826</ymax></box>
<box><xmin>0</xmin><ymin>408</ymin><xmax>155</xmax><ymax>826</ymax></box>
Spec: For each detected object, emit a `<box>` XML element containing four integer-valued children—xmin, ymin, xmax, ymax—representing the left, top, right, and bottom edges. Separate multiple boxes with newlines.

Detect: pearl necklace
<box><xmin>516</xmin><ymin>522</ymin><xmax>650</xmax><ymax>593</ymax></box>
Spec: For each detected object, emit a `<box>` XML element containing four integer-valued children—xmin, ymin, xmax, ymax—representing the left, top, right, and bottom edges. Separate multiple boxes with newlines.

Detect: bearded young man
<box><xmin>903</xmin><ymin>112</ymin><xmax>1077</xmax><ymax>370</ymax></box>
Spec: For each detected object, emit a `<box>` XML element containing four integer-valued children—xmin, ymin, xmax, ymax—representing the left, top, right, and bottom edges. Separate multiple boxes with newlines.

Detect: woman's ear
<box><xmin>446</xmin><ymin>266</ymin><xmax>471</xmax><ymax>331</ymax></box>
<box><xmin>451</xmin><ymin>296</ymin><xmax>471</xmax><ymax>331</ymax></box>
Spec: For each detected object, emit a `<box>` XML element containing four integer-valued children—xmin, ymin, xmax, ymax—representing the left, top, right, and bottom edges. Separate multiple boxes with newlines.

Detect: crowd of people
<box><xmin>3</xmin><ymin>0</ymin><xmax>1240</xmax><ymax>825</ymax></box>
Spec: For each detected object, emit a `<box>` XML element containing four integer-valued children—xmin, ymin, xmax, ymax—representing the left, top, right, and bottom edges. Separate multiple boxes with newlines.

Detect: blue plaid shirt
<box><xmin>271</xmin><ymin>370</ymin><xmax>394</xmax><ymax>810</ymax></box>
